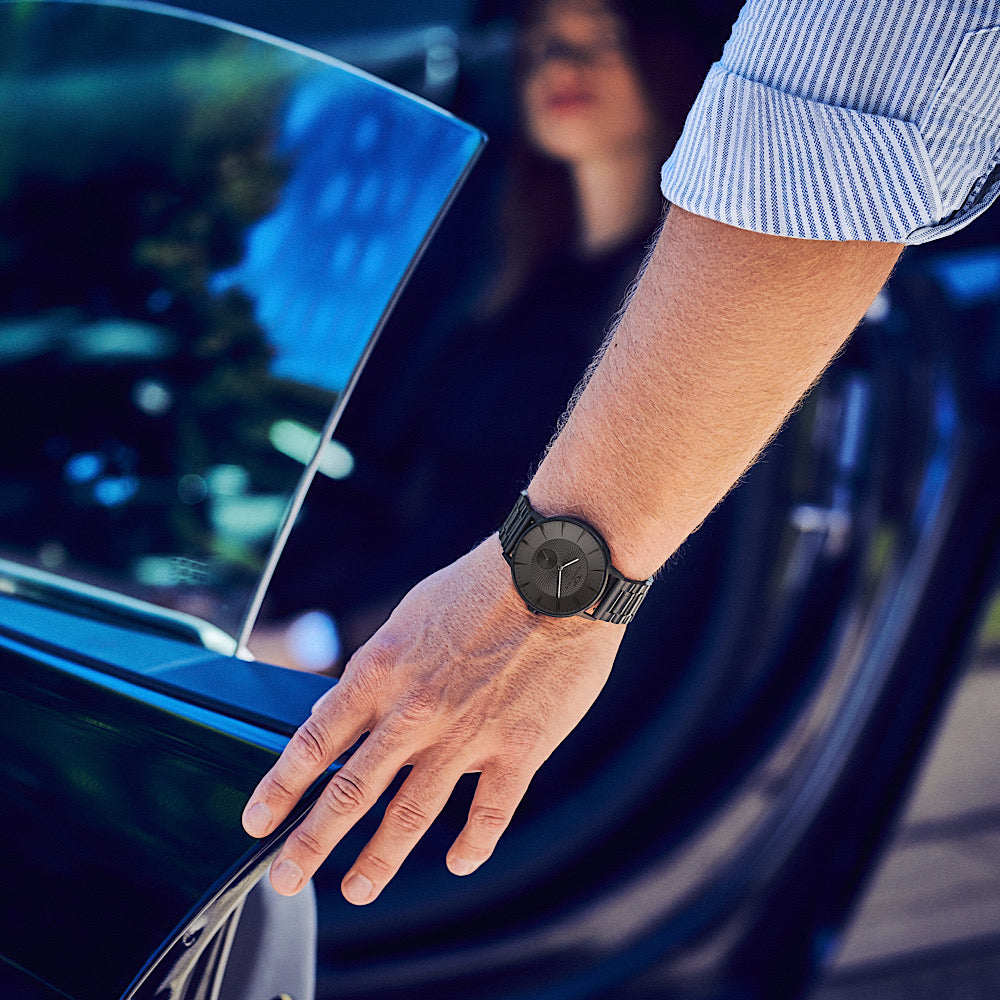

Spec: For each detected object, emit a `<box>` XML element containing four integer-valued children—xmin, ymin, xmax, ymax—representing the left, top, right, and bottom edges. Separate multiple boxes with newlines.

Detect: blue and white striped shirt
<box><xmin>660</xmin><ymin>1</ymin><xmax>1000</xmax><ymax>243</ymax></box>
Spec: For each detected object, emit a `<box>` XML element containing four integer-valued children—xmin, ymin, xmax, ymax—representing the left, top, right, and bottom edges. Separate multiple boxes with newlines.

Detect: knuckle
<box><xmin>397</xmin><ymin>686</ymin><xmax>440</xmax><ymax>724</ymax></box>
<box><xmin>291</xmin><ymin>718</ymin><xmax>333</xmax><ymax>769</ymax></box>
<box><xmin>469</xmin><ymin>804</ymin><xmax>511</xmax><ymax>836</ymax></box>
<box><xmin>501</xmin><ymin>719</ymin><xmax>548</xmax><ymax>757</ymax></box>
<box><xmin>359</xmin><ymin>851</ymin><xmax>394</xmax><ymax>879</ymax></box>
<box><xmin>321</xmin><ymin>770</ymin><xmax>370</xmax><ymax>815</ymax></box>
<box><xmin>437</xmin><ymin>720</ymin><xmax>479</xmax><ymax>755</ymax></box>
<box><xmin>263</xmin><ymin>770</ymin><xmax>298</xmax><ymax>803</ymax></box>
<box><xmin>379</xmin><ymin>688</ymin><xmax>441</xmax><ymax>745</ymax></box>
<box><xmin>346</xmin><ymin>641</ymin><xmax>397</xmax><ymax>694</ymax></box>
<box><xmin>289</xmin><ymin>824</ymin><xmax>330</xmax><ymax>863</ymax></box>
<box><xmin>384</xmin><ymin>795</ymin><xmax>431</xmax><ymax>836</ymax></box>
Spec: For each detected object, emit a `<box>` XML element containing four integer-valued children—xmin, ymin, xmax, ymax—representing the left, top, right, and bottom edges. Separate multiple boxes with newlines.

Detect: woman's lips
<box><xmin>545</xmin><ymin>90</ymin><xmax>596</xmax><ymax>112</ymax></box>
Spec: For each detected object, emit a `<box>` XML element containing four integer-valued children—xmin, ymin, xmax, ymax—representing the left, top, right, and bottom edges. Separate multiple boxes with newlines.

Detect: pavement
<box><xmin>807</xmin><ymin>644</ymin><xmax>1000</xmax><ymax>999</ymax></box>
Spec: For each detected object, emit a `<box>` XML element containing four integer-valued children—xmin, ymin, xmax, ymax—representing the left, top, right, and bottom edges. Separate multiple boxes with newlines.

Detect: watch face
<box><xmin>510</xmin><ymin>517</ymin><xmax>609</xmax><ymax>616</ymax></box>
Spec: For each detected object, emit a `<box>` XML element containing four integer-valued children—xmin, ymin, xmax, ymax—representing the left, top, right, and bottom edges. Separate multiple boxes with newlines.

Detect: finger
<box><xmin>446</xmin><ymin>766</ymin><xmax>533</xmax><ymax>877</ymax></box>
<box><xmin>268</xmin><ymin>728</ymin><xmax>411</xmax><ymax>896</ymax></box>
<box><xmin>340</xmin><ymin>758</ymin><xmax>468</xmax><ymax>906</ymax></box>
<box><xmin>242</xmin><ymin>682</ymin><xmax>372</xmax><ymax>840</ymax></box>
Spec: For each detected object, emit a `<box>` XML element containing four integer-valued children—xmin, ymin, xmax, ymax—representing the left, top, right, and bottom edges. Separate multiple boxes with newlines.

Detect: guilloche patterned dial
<box><xmin>511</xmin><ymin>518</ymin><xmax>609</xmax><ymax>616</ymax></box>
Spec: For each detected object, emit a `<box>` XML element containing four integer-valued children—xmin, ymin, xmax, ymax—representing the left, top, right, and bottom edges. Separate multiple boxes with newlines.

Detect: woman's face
<box><xmin>519</xmin><ymin>0</ymin><xmax>657</xmax><ymax>166</ymax></box>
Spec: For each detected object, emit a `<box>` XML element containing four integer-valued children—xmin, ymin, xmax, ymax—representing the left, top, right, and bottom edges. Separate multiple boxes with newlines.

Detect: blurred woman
<box><xmin>485</xmin><ymin>0</ymin><xmax>699</xmax><ymax>312</ymax></box>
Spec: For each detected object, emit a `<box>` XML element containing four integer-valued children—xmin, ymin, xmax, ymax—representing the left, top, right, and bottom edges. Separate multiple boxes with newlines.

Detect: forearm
<box><xmin>529</xmin><ymin>206</ymin><xmax>904</xmax><ymax>579</ymax></box>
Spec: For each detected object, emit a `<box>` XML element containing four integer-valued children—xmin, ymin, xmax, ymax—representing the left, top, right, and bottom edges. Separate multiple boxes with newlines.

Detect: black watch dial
<box><xmin>509</xmin><ymin>517</ymin><xmax>609</xmax><ymax>616</ymax></box>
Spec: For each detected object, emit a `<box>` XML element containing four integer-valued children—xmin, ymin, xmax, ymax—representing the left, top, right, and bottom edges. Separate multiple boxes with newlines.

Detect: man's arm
<box><xmin>529</xmin><ymin>207</ymin><xmax>903</xmax><ymax>575</ymax></box>
<box><xmin>241</xmin><ymin>206</ymin><xmax>903</xmax><ymax>904</ymax></box>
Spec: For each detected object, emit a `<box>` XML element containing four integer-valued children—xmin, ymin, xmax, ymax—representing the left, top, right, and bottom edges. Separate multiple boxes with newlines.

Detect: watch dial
<box><xmin>511</xmin><ymin>518</ymin><xmax>609</xmax><ymax>616</ymax></box>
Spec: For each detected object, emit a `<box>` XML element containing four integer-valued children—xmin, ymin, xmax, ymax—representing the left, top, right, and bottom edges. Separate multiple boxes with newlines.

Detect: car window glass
<box><xmin>0</xmin><ymin>0</ymin><xmax>484</xmax><ymax>648</ymax></box>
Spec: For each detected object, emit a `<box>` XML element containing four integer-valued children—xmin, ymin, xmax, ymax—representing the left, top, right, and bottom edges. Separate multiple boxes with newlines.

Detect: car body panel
<box><xmin>1</xmin><ymin>631</ymin><xmax>292</xmax><ymax>999</ymax></box>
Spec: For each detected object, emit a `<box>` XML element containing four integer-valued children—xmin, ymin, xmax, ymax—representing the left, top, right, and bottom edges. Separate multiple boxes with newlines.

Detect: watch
<box><xmin>499</xmin><ymin>491</ymin><xmax>652</xmax><ymax>624</ymax></box>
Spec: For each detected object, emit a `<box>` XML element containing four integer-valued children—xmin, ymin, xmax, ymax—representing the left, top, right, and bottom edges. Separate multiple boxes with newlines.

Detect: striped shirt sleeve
<box><xmin>660</xmin><ymin>1</ymin><xmax>1000</xmax><ymax>243</ymax></box>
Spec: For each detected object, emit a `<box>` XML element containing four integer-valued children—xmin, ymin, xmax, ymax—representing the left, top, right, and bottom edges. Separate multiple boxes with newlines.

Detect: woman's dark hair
<box><xmin>480</xmin><ymin>0</ymin><xmax>711</xmax><ymax>315</ymax></box>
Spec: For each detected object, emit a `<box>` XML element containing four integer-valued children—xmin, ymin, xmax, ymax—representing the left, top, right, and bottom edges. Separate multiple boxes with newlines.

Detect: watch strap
<box><xmin>499</xmin><ymin>491</ymin><xmax>652</xmax><ymax>625</ymax></box>
<box><xmin>498</xmin><ymin>490</ymin><xmax>537</xmax><ymax>556</ymax></box>
<box><xmin>584</xmin><ymin>567</ymin><xmax>650</xmax><ymax>625</ymax></box>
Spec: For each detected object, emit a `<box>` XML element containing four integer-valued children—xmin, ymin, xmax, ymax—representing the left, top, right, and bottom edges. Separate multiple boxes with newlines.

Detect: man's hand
<box><xmin>242</xmin><ymin>536</ymin><xmax>624</xmax><ymax>905</ymax></box>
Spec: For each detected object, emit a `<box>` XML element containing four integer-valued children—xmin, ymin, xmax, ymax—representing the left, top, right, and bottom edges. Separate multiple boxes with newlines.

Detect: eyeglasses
<box><xmin>520</xmin><ymin>33</ymin><xmax>628</xmax><ymax>74</ymax></box>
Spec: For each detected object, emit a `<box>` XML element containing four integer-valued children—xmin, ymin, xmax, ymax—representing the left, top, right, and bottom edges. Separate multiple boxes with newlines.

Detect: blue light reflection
<box><xmin>211</xmin><ymin>71</ymin><xmax>483</xmax><ymax>393</ymax></box>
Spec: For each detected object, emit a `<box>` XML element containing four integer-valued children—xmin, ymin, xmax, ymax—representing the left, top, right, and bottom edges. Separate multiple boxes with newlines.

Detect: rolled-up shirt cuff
<box><xmin>661</xmin><ymin>64</ymin><xmax>947</xmax><ymax>243</ymax></box>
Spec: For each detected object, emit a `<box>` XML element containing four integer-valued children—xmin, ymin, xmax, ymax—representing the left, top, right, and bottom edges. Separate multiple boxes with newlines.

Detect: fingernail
<box><xmin>242</xmin><ymin>801</ymin><xmax>272</xmax><ymax>838</ymax></box>
<box><xmin>343</xmin><ymin>871</ymin><xmax>375</xmax><ymax>905</ymax></box>
<box><xmin>271</xmin><ymin>859</ymin><xmax>304</xmax><ymax>895</ymax></box>
<box><xmin>449</xmin><ymin>857</ymin><xmax>478</xmax><ymax>877</ymax></box>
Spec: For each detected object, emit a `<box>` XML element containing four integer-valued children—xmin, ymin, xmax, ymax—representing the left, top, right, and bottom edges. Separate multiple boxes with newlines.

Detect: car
<box><xmin>3</xmin><ymin>2</ymin><xmax>1000</xmax><ymax>1000</ymax></box>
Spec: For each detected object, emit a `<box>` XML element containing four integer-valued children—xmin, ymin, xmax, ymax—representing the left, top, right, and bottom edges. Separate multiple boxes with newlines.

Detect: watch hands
<box><xmin>556</xmin><ymin>557</ymin><xmax>580</xmax><ymax>599</ymax></box>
